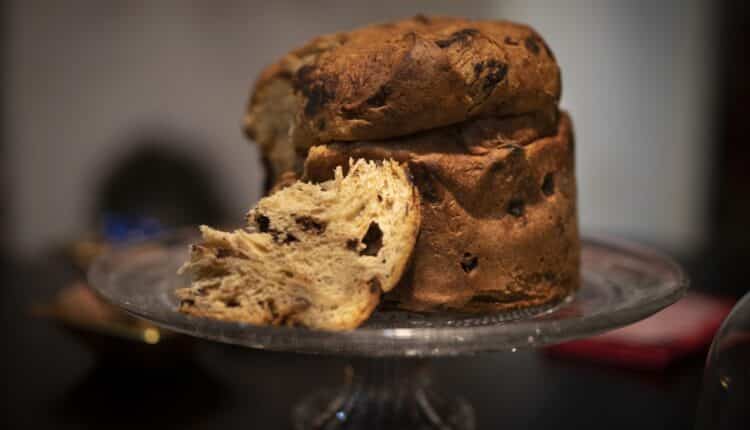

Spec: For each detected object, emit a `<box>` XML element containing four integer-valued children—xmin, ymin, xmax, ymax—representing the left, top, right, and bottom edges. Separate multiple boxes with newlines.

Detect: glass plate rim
<box><xmin>88</xmin><ymin>233</ymin><xmax>689</xmax><ymax>356</ymax></box>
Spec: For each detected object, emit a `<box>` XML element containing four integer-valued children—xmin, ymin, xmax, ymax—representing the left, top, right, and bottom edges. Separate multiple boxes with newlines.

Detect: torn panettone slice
<box><xmin>176</xmin><ymin>159</ymin><xmax>420</xmax><ymax>331</ymax></box>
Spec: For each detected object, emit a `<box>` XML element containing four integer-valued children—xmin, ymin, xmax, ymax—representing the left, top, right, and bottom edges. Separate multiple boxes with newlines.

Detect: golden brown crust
<box><xmin>267</xmin><ymin>170</ymin><xmax>299</xmax><ymax>195</ymax></box>
<box><xmin>242</xmin><ymin>15</ymin><xmax>577</xmax><ymax>314</ymax></box>
<box><xmin>304</xmin><ymin>112</ymin><xmax>579</xmax><ymax>312</ymax></box>
<box><xmin>245</xmin><ymin>15</ymin><xmax>561</xmax><ymax>149</ymax></box>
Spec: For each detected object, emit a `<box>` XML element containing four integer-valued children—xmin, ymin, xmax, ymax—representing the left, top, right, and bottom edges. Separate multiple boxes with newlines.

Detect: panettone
<box><xmin>243</xmin><ymin>15</ymin><xmax>579</xmax><ymax>313</ymax></box>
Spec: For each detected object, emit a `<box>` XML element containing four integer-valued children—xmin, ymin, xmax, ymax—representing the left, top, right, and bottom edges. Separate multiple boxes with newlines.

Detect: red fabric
<box><xmin>544</xmin><ymin>293</ymin><xmax>735</xmax><ymax>370</ymax></box>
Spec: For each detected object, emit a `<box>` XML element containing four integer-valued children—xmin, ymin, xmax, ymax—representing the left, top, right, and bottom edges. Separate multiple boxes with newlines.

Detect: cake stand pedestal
<box><xmin>89</xmin><ymin>234</ymin><xmax>687</xmax><ymax>430</ymax></box>
<box><xmin>292</xmin><ymin>358</ymin><xmax>473</xmax><ymax>429</ymax></box>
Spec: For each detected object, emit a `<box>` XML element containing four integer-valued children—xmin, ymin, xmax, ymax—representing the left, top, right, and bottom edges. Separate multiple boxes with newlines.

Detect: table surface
<box><xmin>0</xmin><ymin>256</ymin><xmax>705</xmax><ymax>430</ymax></box>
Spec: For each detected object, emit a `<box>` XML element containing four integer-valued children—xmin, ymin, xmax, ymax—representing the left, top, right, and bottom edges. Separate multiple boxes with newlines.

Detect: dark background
<box><xmin>2</xmin><ymin>1</ymin><xmax>749</xmax><ymax>429</ymax></box>
<box><xmin>711</xmin><ymin>0</ymin><xmax>750</xmax><ymax>297</ymax></box>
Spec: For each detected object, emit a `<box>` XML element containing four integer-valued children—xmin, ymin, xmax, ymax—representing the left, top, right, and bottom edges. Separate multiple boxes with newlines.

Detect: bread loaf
<box><xmin>237</xmin><ymin>15</ymin><xmax>580</xmax><ymax>315</ymax></box>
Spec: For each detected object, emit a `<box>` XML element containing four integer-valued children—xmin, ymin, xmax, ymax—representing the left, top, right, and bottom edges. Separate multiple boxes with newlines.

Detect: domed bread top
<box><xmin>244</xmin><ymin>15</ymin><xmax>561</xmax><ymax>151</ymax></box>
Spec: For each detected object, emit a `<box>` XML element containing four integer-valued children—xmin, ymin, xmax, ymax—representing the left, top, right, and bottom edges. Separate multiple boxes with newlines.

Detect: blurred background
<box><xmin>0</xmin><ymin>0</ymin><xmax>726</xmax><ymax>260</ymax></box>
<box><xmin>1</xmin><ymin>1</ymin><xmax>748</xmax><ymax>429</ymax></box>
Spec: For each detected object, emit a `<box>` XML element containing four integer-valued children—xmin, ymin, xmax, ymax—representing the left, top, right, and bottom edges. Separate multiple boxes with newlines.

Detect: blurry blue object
<box><xmin>102</xmin><ymin>213</ymin><xmax>165</xmax><ymax>244</ymax></box>
<box><xmin>696</xmin><ymin>292</ymin><xmax>750</xmax><ymax>429</ymax></box>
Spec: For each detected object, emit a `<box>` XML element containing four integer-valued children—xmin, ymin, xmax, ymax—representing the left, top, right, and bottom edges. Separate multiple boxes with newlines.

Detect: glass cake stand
<box><xmin>88</xmin><ymin>233</ymin><xmax>688</xmax><ymax>430</ymax></box>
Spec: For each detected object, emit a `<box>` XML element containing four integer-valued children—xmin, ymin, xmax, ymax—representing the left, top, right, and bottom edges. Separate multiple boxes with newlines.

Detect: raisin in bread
<box><xmin>176</xmin><ymin>159</ymin><xmax>420</xmax><ymax>330</ymax></box>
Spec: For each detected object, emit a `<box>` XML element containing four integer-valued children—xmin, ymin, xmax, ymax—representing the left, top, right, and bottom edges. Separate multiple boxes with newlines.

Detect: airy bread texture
<box><xmin>245</xmin><ymin>15</ymin><xmax>561</xmax><ymax>188</ymax></box>
<box><xmin>176</xmin><ymin>159</ymin><xmax>420</xmax><ymax>331</ymax></box>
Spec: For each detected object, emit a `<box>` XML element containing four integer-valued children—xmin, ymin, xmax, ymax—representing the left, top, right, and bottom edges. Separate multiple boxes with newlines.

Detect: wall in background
<box><xmin>498</xmin><ymin>0</ymin><xmax>715</xmax><ymax>251</ymax></box>
<box><xmin>5</xmin><ymin>0</ymin><xmax>714</xmax><ymax>258</ymax></box>
<box><xmin>5</xmin><ymin>0</ymin><xmax>492</xmax><ymax>257</ymax></box>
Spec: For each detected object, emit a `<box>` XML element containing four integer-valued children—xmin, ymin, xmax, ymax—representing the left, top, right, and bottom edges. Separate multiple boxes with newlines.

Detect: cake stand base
<box><xmin>292</xmin><ymin>358</ymin><xmax>474</xmax><ymax>430</ymax></box>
